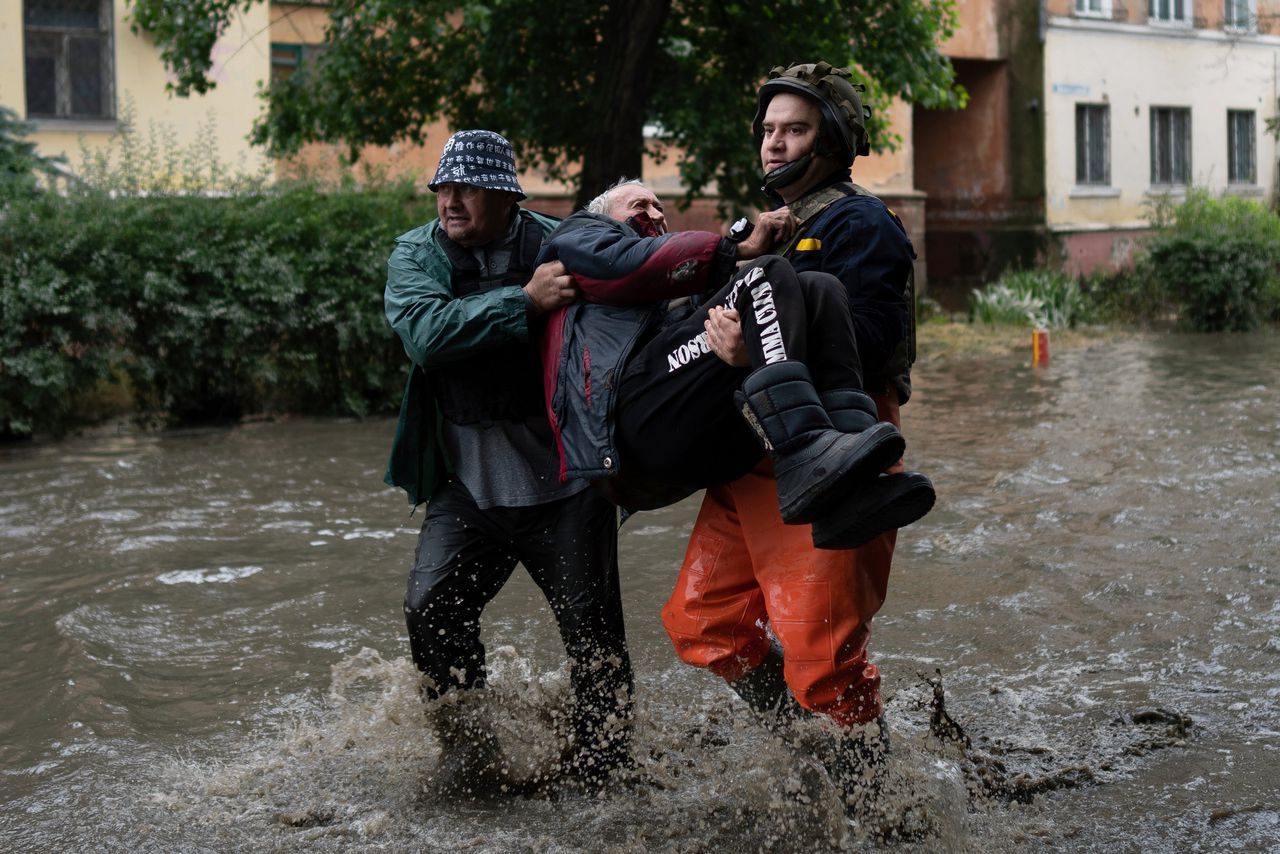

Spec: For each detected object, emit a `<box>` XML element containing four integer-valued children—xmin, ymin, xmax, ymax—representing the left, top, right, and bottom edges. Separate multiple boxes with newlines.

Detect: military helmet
<box><xmin>752</xmin><ymin>61</ymin><xmax>871</xmax><ymax>165</ymax></box>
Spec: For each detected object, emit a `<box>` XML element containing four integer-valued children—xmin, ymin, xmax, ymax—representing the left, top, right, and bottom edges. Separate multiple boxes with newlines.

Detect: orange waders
<box><xmin>661</xmin><ymin>391</ymin><xmax>902</xmax><ymax>727</ymax></box>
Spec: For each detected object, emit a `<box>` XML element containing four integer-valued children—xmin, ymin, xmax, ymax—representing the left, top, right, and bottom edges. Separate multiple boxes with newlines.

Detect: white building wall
<box><xmin>1044</xmin><ymin>17</ymin><xmax>1278</xmax><ymax>230</ymax></box>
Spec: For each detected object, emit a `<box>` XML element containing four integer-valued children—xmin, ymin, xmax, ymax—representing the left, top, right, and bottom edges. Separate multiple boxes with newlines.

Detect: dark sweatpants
<box><xmin>404</xmin><ymin>480</ymin><xmax>632</xmax><ymax>746</ymax></box>
<box><xmin>614</xmin><ymin>255</ymin><xmax>864</xmax><ymax>491</ymax></box>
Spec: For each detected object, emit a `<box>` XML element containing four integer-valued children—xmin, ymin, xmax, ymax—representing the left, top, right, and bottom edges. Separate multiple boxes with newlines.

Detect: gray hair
<box><xmin>585</xmin><ymin>177</ymin><xmax>645</xmax><ymax>215</ymax></box>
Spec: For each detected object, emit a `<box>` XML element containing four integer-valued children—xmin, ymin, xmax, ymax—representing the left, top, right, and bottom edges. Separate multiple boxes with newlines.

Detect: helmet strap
<box><xmin>762</xmin><ymin>152</ymin><xmax>814</xmax><ymax>194</ymax></box>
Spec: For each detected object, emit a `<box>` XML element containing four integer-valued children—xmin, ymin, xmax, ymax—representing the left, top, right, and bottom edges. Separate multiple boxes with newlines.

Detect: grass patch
<box><xmin>916</xmin><ymin>322</ymin><xmax>1121</xmax><ymax>363</ymax></box>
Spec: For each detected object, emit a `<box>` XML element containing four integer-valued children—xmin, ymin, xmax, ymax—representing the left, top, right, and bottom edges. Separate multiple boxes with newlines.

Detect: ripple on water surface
<box><xmin>3</xmin><ymin>336</ymin><xmax>1280</xmax><ymax>850</ymax></box>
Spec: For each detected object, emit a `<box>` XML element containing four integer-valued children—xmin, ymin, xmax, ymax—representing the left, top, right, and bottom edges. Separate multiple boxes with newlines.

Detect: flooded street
<box><xmin>2</xmin><ymin>331</ymin><xmax>1278</xmax><ymax>851</ymax></box>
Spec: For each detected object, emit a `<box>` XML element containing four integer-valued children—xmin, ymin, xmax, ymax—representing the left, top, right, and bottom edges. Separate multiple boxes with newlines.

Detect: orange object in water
<box><xmin>1032</xmin><ymin>328</ymin><xmax>1050</xmax><ymax>364</ymax></box>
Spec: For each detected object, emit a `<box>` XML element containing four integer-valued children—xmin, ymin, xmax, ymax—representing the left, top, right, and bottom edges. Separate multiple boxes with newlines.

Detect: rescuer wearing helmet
<box><xmin>660</xmin><ymin>62</ymin><xmax>930</xmax><ymax>824</ymax></box>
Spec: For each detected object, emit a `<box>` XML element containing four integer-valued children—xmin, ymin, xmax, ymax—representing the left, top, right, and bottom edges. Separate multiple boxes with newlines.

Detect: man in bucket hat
<box><xmin>383</xmin><ymin>130</ymin><xmax>633</xmax><ymax>795</ymax></box>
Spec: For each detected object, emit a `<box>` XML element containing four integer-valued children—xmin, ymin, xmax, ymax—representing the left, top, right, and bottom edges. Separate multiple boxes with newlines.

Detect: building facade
<box><xmin>916</xmin><ymin>0</ymin><xmax>1279</xmax><ymax>303</ymax></box>
<box><xmin>1044</xmin><ymin>0</ymin><xmax>1278</xmax><ymax>275</ymax></box>
<box><xmin>1</xmin><ymin>0</ymin><xmax>273</xmax><ymax>183</ymax></box>
<box><xmin>17</xmin><ymin>2</ymin><xmax>1261</xmax><ymax>298</ymax></box>
<box><xmin>914</xmin><ymin>0</ymin><xmax>1047</xmax><ymax>303</ymax></box>
<box><xmin>2</xmin><ymin>2</ymin><xmax>927</xmax><ymax>277</ymax></box>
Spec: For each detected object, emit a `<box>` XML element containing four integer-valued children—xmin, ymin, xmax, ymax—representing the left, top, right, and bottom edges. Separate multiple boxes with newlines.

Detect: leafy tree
<box><xmin>128</xmin><ymin>0</ymin><xmax>965</xmax><ymax>208</ymax></box>
<box><xmin>0</xmin><ymin>106</ymin><xmax>65</xmax><ymax>199</ymax></box>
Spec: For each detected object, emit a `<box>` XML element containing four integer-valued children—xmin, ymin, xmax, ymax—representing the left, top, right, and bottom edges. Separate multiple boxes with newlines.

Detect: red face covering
<box><xmin>624</xmin><ymin>210</ymin><xmax>665</xmax><ymax>238</ymax></box>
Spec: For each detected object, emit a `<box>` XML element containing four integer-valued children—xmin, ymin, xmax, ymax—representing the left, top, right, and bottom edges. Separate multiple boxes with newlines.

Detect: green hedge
<box><xmin>1</xmin><ymin>184</ymin><xmax>436</xmax><ymax>437</ymax></box>
<box><xmin>969</xmin><ymin>191</ymin><xmax>1280</xmax><ymax>331</ymax></box>
<box><xmin>1143</xmin><ymin>190</ymin><xmax>1280</xmax><ymax>331</ymax></box>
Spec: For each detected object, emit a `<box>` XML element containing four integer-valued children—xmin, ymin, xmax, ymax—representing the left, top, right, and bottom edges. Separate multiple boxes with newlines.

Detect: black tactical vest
<box><xmin>431</xmin><ymin>211</ymin><xmax>548</xmax><ymax>425</ymax></box>
<box><xmin>780</xmin><ymin>182</ymin><xmax>916</xmax><ymax>404</ymax></box>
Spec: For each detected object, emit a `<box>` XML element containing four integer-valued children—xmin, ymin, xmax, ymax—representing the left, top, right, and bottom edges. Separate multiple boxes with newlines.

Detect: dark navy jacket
<box><xmin>535</xmin><ymin>211</ymin><xmax>738</xmax><ymax>482</ymax></box>
<box><xmin>780</xmin><ymin>175</ymin><xmax>916</xmax><ymax>401</ymax></box>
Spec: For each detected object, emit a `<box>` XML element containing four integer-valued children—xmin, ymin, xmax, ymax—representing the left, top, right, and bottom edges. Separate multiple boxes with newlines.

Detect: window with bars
<box><xmin>1150</xmin><ymin>107</ymin><xmax>1192</xmax><ymax>185</ymax></box>
<box><xmin>1228</xmin><ymin>110</ymin><xmax>1256</xmax><ymax>184</ymax></box>
<box><xmin>24</xmin><ymin>0</ymin><xmax>114</xmax><ymax>120</ymax></box>
<box><xmin>1149</xmin><ymin>0</ymin><xmax>1190</xmax><ymax>23</ymax></box>
<box><xmin>1076</xmin><ymin>104</ymin><xmax>1111</xmax><ymax>185</ymax></box>
<box><xmin>1224</xmin><ymin>0</ymin><xmax>1255</xmax><ymax>31</ymax></box>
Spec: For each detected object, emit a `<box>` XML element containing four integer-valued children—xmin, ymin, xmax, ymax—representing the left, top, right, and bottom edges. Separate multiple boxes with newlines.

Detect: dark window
<box><xmin>1149</xmin><ymin>0</ymin><xmax>1189</xmax><ymax>22</ymax></box>
<box><xmin>23</xmin><ymin>0</ymin><xmax>114</xmax><ymax>120</ymax></box>
<box><xmin>1228</xmin><ymin>110</ymin><xmax>1256</xmax><ymax>184</ymax></box>
<box><xmin>1150</xmin><ymin>107</ymin><xmax>1191</xmax><ymax>185</ymax></box>
<box><xmin>1224</xmin><ymin>0</ymin><xmax>1255</xmax><ymax>30</ymax></box>
<box><xmin>270</xmin><ymin>43</ymin><xmax>327</xmax><ymax>88</ymax></box>
<box><xmin>1076</xmin><ymin>104</ymin><xmax>1110</xmax><ymax>185</ymax></box>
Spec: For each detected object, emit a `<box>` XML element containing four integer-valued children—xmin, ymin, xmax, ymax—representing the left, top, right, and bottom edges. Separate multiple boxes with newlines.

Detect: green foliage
<box><xmin>76</xmin><ymin>100</ymin><xmax>271</xmax><ymax>194</ymax></box>
<box><xmin>0</xmin><ymin>106</ymin><xmax>66</xmax><ymax>200</ymax></box>
<box><xmin>1079</xmin><ymin>261</ymin><xmax>1175</xmax><ymax>326</ymax></box>
<box><xmin>127</xmin><ymin>0</ymin><xmax>257</xmax><ymax>97</ymax></box>
<box><xmin>128</xmin><ymin>0</ymin><xmax>966</xmax><ymax>209</ymax></box>
<box><xmin>1142</xmin><ymin>190</ymin><xmax>1280</xmax><ymax>331</ymax></box>
<box><xmin>0</xmin><ymin>181</ymin><xmax>434</xmax><ymax>437</ymax></box>
<box><xmin>968</xmin><ymin>268</ymin><xmax>1092</xmax><ymax>329</ymax></box>
<box><xmin>0</xmin><ymin>192</ymin><xmax>128</xmax><ymax>435</ymax></box>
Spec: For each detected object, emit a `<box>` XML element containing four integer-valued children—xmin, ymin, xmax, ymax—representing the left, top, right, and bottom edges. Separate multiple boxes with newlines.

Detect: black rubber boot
<box><xmin>552</xmin><ymin>704</ymin><xmax>634</xmax><ymax>792</ymax></box>
<box><xmin>425</xmin><ymin>699</ymin><xmax>521</xmax><ymax>798</ymax></box>
<box><xmin>812</xmin><ymin>388</ymin><xmax>936</xmax><ymax>550</ymax></box>
<box><xmin>727</xmin><ymin>639</ymin><xmax>808</xmax><ymax>734</ymax></box>
<box><xmin>818</xmin><ymin>389</ymin><xmax>884</xmax><ymax>435</ymax></box>
<box><xmin>810</xmin><ymin>715</ymin><xmax>892</xmax><ymax>822</ymax></box>
<box><xmin>737</xmin><ymin>361</ymin><xmax>905</xmax><ymax>524</ymax></box>
<box><xmin>810</xmin><ymin>471</ymin><xmax>936</xmax><ymax>550</ymax></box>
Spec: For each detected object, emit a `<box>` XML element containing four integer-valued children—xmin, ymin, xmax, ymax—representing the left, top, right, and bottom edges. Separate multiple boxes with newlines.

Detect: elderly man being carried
<box><xmin>536</xmin><ymin>179</ymin><xmax>934</xmax><ymax>548</ymax></box>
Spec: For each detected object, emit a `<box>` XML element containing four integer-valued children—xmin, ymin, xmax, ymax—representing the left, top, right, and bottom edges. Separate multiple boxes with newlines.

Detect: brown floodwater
<box><xmin>2</xmin><ymin>331</ymin><xmax>1277</xmax><ymax>851</ymax></box>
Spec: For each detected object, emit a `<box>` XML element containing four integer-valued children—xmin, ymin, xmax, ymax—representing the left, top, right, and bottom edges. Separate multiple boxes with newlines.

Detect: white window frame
<box><xmin>1075</xmin><ymin>0</ymin><xmax>1113</xmax><ymax>18</ymax></box>
<box><xmin>1224</xmin><ymin>0</ymin><xmax>1256</xmax><ymax>32</ymax></box>
<box><xmin>1227</xmin><ymin>110</ymin><xmax>1257</xmax><ymax>185</ymax></box>
<box><xmin>1148</xmin><ymin>0</ymin><xmax>1192</xmax><ymax>26</ymax></box>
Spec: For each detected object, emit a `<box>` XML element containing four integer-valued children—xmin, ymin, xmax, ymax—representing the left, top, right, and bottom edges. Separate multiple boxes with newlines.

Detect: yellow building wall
<box><xmin>0</xmin><ymin>13</ymin><xmax>21</xmax><ymax>110</ymax></box>
<box><xmin>270</xmin><ymin>1</ymin><xmax>329</xmax><ymax>44</ymax></box>
<box><xmin>855</xmin><ymin>97</ymin><xmax>916</xmax><ymax>194</ymax></box>
<box><xmin>0</xmin><ymin>2</ymin><xmax>272</xmax><ymax>181</ymax></box>
<box><xmin>942</xmin><ymin>0</ymin><xmax>1004</xmax><ymax>58</ymax></box>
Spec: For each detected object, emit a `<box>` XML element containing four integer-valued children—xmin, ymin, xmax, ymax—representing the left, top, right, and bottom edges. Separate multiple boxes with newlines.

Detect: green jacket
<box><xmin>382</xmin><ymin>209</ymin><xmax>561</xmax><ymax>506</ymax></box>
